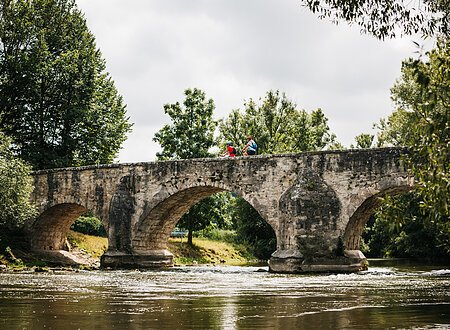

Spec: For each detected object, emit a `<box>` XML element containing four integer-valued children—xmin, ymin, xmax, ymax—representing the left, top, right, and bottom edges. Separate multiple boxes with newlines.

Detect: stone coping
<box><xmin>33</xmin><ymin>147</ymin><xmax>408</xmax><ymax>175</ymax></box>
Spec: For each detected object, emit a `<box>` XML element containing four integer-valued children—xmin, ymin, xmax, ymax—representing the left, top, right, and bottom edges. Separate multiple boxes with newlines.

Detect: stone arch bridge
<box><xmin>29</xmin><ymin>148</ymin><xmax>414</xmax><ymax>273</ymax></box>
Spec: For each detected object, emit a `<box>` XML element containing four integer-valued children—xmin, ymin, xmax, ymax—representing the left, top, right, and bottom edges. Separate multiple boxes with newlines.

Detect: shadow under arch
<box><xmin>343</xmin><ymin>185</ymin><xmax>414</xmax><ymax>250</ymax></box>
<box><xmin>132</xmin><ymin>185</ymin><xmax>275</xmax><ymax>253</ymax></box>
<box><xmin>31</xmin><ymin>203</ymin><xmax>87</xmax><ymax>251</ymax></box>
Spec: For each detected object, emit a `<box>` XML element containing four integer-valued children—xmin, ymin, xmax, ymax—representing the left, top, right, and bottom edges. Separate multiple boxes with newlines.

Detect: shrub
<box><xmin>71</xmin><ymin>215</ymin><xmax>107</xmax><ymax>237</ymax></box>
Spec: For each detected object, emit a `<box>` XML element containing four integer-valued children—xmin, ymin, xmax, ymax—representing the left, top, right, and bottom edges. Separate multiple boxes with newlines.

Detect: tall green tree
<box><xmin>390</xmin><ymin>40</ymin><xmax>449</xmax><ymax>228</ymax></box>
<box><xmin>154</xmin><ymin>88</ymin><xmax>218</xmax><ymax>244</ymax></box>
<box><xmin>0</xmin><ymin>131</ymin><xmax>36</xmax><ymax>229</ymax></box>
<box><xmin>363</xmin><ymin>191</ymin><xmax>447</xmax><ymax>258</ymax></box>
<box><xmin>368</xmin><ymin>40</ymin><xmax>450</xmax><ymax>256</ymax></box>
<box><xmin>219</xmin><ymin>90</ymin><xmax>337</xmax><ymax>154</ymax></box>
<box><xmin>0</xmin><ymin>0</ymin><xmax>132</xmax><ymax>169</ymax></box>
<box><xmin>301</xmin><ymin>0</ymin><xmax>449</xmax><ymax>39</ymax></box>
<box><xmin>219</xmin><ymin>90</ymin><xmax>339</xmax><ymax>258</ymax></box>
<box><xmin>154</xmin><ymin>88</ymin><xmax>216</xmax><ymax>160</ymax></box>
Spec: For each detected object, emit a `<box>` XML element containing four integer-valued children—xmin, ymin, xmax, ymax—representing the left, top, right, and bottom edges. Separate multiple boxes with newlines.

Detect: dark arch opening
<box><xmin>31</xmin><ymin>204</ymin><xmax>108</xmax><ymax>260</ymax></box>
<box><xmin>343</xmin><ymin>186</ymin><xmax>413</xmax><ymax>251</ymax></box>
<box><xmin>132</xmin><ymin>186</ymin><xmax>277</xmax><ymax>263</ymax></box>
<box><xmin>31</xmin><ymin>203</ymin><xmax>87</xmax><ymax>251</ymax></box>
<box><xmin>170</xmin><ymin>192</ymin><xmax>277</xmax><ymax>264</ymax></box>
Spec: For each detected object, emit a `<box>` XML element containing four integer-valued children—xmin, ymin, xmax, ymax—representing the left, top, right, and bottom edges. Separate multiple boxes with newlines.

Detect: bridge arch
<box><xmin>343</xmin><ymin>183</ymin><xmax>414</xmax><ymax>250</ymax></box>
<box><xmin>31</xmin><ymin>203</ymin><xmax>87</xmax><ymax>251</ymax></box>
<box><xmin>131</xmin><ymin>184</ymin><xmax>275</xmax><ymax>252</ymax></box>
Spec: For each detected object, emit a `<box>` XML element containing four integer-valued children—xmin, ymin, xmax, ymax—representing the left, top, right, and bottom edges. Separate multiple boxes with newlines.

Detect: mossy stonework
<box><xmin>29</xmin><ymin>148</ymin><xmax>414</xmax><ymax>273</ymax></box>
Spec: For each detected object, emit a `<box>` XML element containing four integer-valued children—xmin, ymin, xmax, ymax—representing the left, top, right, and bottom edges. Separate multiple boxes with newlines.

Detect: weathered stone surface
<box><xmin>29</xmin><ymin>148</ymin><xmax>414</xmax><ymax>273</ymax></box>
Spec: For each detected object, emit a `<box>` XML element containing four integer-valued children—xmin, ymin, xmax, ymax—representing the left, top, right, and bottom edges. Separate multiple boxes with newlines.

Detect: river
<box><xmin>0</xmin><ymin>260</ymin><xmax>449</xmax><ymax>329</ymax></box>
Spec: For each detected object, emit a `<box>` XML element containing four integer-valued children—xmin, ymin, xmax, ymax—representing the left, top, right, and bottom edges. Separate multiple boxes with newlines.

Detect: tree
<box><xmin>301</xmin><ymin>0</ymin><xmax>449</xmax><ymax>39</ymax></box>
<box><xmin>350</xmin><ymin>133</ymin><xmax>375</xmax><ymax>149</ymax></box>
<box><xmin>391</xmin><ymin>40</ymin><xmax>449</xmax><ymax>230</ymax></box>
<box><xmin>231</xmin><ymin>197</ymin><xmax>276</xmax><ymax>260</ymax></box>
<box><xmin>154</xmin><ymin>88</ymin><xmax>219</xmax><ymax>244</ymax></box>
<box><xmin>362</xmin><ymin>191</ymin><xmax>447</xmax><ymax>258</ymax></box>
<box><xmin>0</xmin><ymin>0</ymin><xmax>132</xmax><ymax>170</ymax></box>
<box><xmin>219</xmin><ymin>90</ymin><xmax>339</xmax><ymax>258</ymax></box>
<box><xmin>0</xmin><ymin>131</ymin><xmax>36</xmax><ymax>229</ymax></box>
<box><xmin>219</xmin><ymin>90</ymin><xmax>337</xmax><ymax>155</ymax></box>
<box><xmin>179</xmin><ymin>192</ymin><xmax>233</xmax><ymax>245</ymax></box>
<box><xmin>370</xmin><ymin>40</ymin><xmax>450</xmax><ymax>256</ymax></box>
<box><xmin>153</xmin><ymin>88</ymin><xmax>216</xmax><ymax>160</ymax></box>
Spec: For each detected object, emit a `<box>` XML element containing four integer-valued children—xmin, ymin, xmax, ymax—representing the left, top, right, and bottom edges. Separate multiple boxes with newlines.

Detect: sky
<box><xmin>76</xmin><ymin>0</ymin><xmax>430</xmax><ymax>163</ymax></box>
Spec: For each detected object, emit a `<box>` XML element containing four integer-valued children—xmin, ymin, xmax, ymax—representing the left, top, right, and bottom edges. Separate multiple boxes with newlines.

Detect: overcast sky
<box><xmin>76</xmin><ymin>0</ymin><xmax>430</xmax><ymax>163</ymax></box>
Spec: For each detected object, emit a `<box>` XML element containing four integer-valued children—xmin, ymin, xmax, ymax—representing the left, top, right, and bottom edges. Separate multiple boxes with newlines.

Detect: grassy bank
<box><xmin>66</xmin><ymin>230</ymin><xmax>259</xmax><ymax>266</ymax></box>
<box><xmin>66</xmin><ymin>230</ymin><xmax>108</xmax><ymax>259</ymax></box>
<box><xmin>1</xmin><ymin>230</ymin><xmax>260</xmax><ymax>269</ymax></box>
<box><xmin>168</xmin><ymin>237</ymin><xmax>257</xmax><ymax>265</ymax></box>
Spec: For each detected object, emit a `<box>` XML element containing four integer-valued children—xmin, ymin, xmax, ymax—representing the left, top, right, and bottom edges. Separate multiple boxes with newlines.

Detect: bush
<box><xmin>196</xmin><ymin>227</ymin><xmax>236</xmax><ymax>243</ymax></box>
<box><xmin>71</xmin><ymin>215</ymin><xmax>107</xmax><ymax>237</ymax></box>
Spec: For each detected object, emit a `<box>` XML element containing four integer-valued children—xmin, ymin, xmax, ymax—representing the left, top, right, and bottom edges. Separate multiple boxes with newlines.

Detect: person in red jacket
<box><xmin>221</xmin><ymin>142</ymin><xmax>236</xmax><ymax>157</ymax></box>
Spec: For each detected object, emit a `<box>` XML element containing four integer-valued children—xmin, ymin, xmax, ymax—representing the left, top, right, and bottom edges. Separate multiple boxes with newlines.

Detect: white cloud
<box><xmin>76</xmin><ymin>0</ymin><xmax>430</xmax><ymax>162</ymax></box>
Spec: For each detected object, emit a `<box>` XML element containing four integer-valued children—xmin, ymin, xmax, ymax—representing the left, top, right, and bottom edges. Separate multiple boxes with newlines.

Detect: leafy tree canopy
<box><xmin>153</xmin><ymin>88</ymin><xmax>217</xmax><ymax>160</ymax></box>
<box><xmin>0</xmin><ymin>131</ymin><xmax>36</xmax><ymax>229</ymax></box>
<box><xmin>219</xmin><ymin>90</ymin><xmax>338</xmax><ymax>155</ymax></box>
<box><xmin>350</xmin><ymin>133</ymin><xmax>375</xmax><ymax>149</ymax></box>
<box><xmin>387</xmin><ymin>40</ymin><xmax>449</xmax><ymax>221</ymax></box>
<box><xmin>301</xmin><ymin>0</ymin><xmax>449</xmax><ymax>39</ymax></box>
<box><xmin>219</xmin><ymin>90</ymin><xmax>340</xmax><ymax>258</ymax></box>
<box><xmin>373</xmin><ymin>40</ymin><xmax>449</xmax><ymax>254</ymax></box>
<box><xmin>0</xmin><ymin>0</ymin><xmax>132</xmax><ymax>169</ymax></box>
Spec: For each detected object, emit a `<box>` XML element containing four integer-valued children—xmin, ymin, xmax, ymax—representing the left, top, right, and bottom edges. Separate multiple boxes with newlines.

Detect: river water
<box><xmin>0</xmin><ymin>260</ymin><xmax>449</xmax><ymax>329</ymax></box>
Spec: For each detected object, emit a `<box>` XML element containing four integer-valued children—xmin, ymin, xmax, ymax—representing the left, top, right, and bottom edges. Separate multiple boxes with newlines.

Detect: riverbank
<box><xmin>0</xmin><ymin>230</ymin><xmax>259</xmax><ymax>270</ymax></box>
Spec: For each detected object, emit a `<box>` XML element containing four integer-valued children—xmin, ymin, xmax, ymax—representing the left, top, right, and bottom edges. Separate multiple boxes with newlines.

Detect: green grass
<box><xmin>66</xmin><ymin>230</ymin><xmax>108</xmax><ymax>259</ymax></box>
<box><xmin>168</xmin><ymin>237</ymin><xmax>257</xmax><ymax>265</ymax></box>
<box><xmin>0</xmin><ymin>229</ymin><xmax>258</xmax><ymax>268</ymax></box>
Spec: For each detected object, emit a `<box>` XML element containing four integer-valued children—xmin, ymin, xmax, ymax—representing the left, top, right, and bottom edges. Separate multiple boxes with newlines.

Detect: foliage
<box><xmin>219</xmin><ymin>90</ymin><xmax>337</xmax><ymax>154</ymax></box>
<box><xmin>301</xmin><ymin>0</ymin><xmax>449</xmax><ymax>39</ymax></box>
<box><xmin>391</xmin><ymin>41</ymin><xmax>449</xmax><ymax>226</ymax></box>
<box><xmin>231</xmin><ymin>197</ymin><xmax>277</xmax><ymax>260</ymax></box>
<box><xmin>376</xmin><ymin>107</ymin><xmax>416</xmax><ymax>147</ymax></box>
<box><xmin>363</xmin><ymin>191</ymin><xmax>447</xmax><ymax>257</ymax></box>
<box><xmin>154</xmin><ymin>88</ymin><xmax>222</xmax><ymax>244</ymax></box>
<box><xmin>196</xmin><ymin>228</ymin><xmax>236</xmax><ymax>243</ymax></box>
<box><xmin>153</xmin><ymin>88</ymin><xmax>217</xmax><ymax>160</ymax></box>
<box><xmin>350</xmin><ymin>133</ymin><xmax>375</xmax><ymax>149</ymax></box>
<box><xmin>371</xmin><ymin>40</ymin><xmax>450</xmax><ymax>256</ymax></box>
<box><xmin>0</xmin><ymin>131</ymin><xmax>36</xmax><ymax>229</ymax></box>
<box><xmin>2</xmin><ymin>246</ymin><xmax>23</xmax><ymax>266</ymax></box>
<box><xmin>0</xmin><ymin>0</ymin><xmax>132</xmax><ymax>170</ymax></box>
<box><xmin>178</xmin><ymin>192</ymin><xmax>233</xmax><ymax>245</ymax></box>
<box><xmin>70</xmin><ymin>215</ymin><xmax>107</xmax><ymax>237</ymax></box>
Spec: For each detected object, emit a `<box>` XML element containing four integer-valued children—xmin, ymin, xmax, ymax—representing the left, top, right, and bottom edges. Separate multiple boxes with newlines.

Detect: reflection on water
<box><xmin>0</xmin><ymin>262</ymin><xmax>449</xmax><ymax>329</ymax></box>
